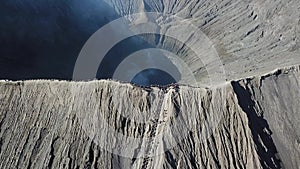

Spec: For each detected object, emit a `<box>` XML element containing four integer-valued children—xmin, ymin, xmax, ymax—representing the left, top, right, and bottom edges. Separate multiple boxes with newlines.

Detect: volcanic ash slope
<box><xmin>104</xmin><ymin>0</ymin><xmax>300</xmax><ymax>84</ymax></box>
<box><xmin>0</xmin><ymin>65</ymin><xmax>299</xmax><ymax>169</ymax></box>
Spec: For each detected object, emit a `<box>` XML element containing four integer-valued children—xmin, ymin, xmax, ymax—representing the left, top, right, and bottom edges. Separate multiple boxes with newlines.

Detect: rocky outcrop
<box><xmin>0</xmin><ymin>65</ymin><xmax>299</xmax><ymax>169</ymax></box>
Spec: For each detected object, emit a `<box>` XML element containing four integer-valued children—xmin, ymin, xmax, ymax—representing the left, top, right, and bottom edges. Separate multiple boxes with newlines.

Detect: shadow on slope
<box><xmin>231</xmin><ymin>81</ymin><xmax>282</xmax><ymax>169</ymax></box>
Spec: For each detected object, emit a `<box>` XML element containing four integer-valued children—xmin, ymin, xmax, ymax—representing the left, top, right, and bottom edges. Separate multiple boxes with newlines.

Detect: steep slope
<box><xmin>232</xmin><ymin>65</ymin><xmax>300</xmax><ymax>169</ymax></box>
<box><xmin>103</xmin><ymin>0</ymin><xmax>300</xmax><ymax>84</ymax></box>
<box><xmin>0</xmin><ymin>65</ymin><xmax>299</xmax><ymax>169</ymax></box>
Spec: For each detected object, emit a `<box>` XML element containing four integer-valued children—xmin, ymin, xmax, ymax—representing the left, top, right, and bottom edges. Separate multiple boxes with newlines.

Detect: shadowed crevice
<box><xmin>231</xmin><ymin>81</ymin><xmax>282</xmax><ymax>169</ymax></box>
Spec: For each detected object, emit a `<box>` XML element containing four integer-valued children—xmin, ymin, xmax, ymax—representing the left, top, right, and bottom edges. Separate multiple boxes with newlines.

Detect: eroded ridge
<box><xmin>0</xmin><ymin>65</ymin><xmax>299</xmax><ymax>168</ymax></box>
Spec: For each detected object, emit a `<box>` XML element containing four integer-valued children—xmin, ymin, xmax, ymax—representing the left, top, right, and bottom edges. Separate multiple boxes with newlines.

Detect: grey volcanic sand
<box><xmin>0</xmin><ymin>65</ymin><xmax>299</xmax><ymax>168</ymax></box>
<box><xmin>0</xmin><ymin>0</ymin><xmax>300</xmax><ymax>168</ymax></box>
<box><xmin>2</xmin><ymin>0</ymin><xmax>299</xmax><ymax>85</ymax></box>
